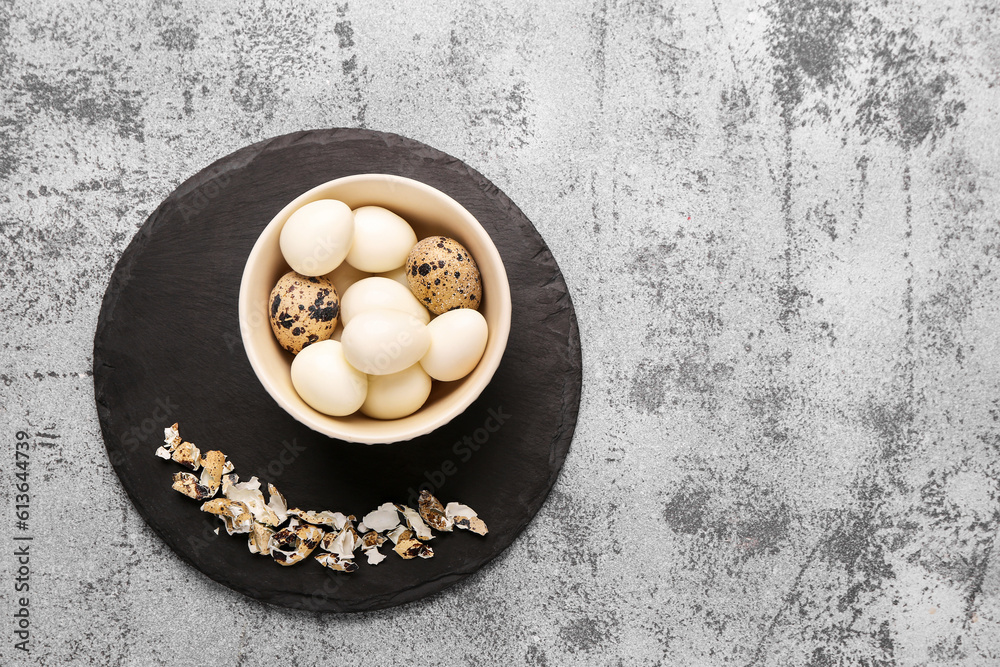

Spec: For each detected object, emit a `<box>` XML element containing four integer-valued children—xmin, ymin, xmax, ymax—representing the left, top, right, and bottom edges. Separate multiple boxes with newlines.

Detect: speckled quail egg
<box><xmin>268</xmin><ymin>271</ymin><xmax>340</xmax><ymax>354</ymax></box>
<box><xmin>405</xmin><ymin>236</ymin><xmax>482</xmax><ymax>314</ymax></box>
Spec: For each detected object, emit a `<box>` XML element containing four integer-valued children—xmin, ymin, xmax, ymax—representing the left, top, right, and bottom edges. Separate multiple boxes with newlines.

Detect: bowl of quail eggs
<box><xmin>239</xmin><ymin>174</ymin><xmax>512</xmax><ymax>444</ymax></box>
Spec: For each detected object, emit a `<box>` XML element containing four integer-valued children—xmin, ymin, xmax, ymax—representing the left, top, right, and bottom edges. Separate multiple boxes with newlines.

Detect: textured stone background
<box><xmin>2</xmin><ymin>0</ymin><xmax>1000</xmax><ymax>664</ymax></box>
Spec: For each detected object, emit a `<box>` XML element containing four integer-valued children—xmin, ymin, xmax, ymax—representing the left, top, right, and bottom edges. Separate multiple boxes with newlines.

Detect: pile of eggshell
<box><xmin>266</xmin><ymin>200</ymin><xmax>489</xmax><ymax>420</ymax></box>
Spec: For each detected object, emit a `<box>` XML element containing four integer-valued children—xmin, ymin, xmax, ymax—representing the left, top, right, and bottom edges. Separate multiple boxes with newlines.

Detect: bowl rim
<box><xmin>238</xmin><ymin>173</ymin><xmax>512</xmax><ymax>444</ymax></box>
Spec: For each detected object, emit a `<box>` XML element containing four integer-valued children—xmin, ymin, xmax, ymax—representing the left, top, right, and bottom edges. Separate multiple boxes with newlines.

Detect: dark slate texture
<box><xmin>1</xmin><ymin>0</ymin><xmax>999</xmax><ymax>664</ymax></box>
<box><xmin>92</xmin><ymin>128</ymin><xmax>581</xmax><ymax>612</ymax></box>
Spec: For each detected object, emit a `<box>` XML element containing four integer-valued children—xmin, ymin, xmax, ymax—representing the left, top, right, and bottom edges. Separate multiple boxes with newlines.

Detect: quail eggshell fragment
<box><xmin>345</xmin><ymin>206</ymin><xmax>417</xmax><ymax>273</ymax></box>
<box><xmin>420</xmin><ymin>308</ymin><xmax>489</xmax><ymax>382</ymax></box>
<box><xmin>170</xmin><ymin>441</ymin><xmax>202</xmax><ymax>471</ymax></box>
<box><xmin>358</xmin><ymin>531</ymin><xmax>388</xmax><ymax>564</ymax></box>
<box><xmin>269</xmin><ymin>522</ymin><xmax>325</xmax><ymax>566</ymax></box>
<box><xmin>364</xmin><ymin>547</ymin><xmax>387</xmax><ymax>566</ymax></box>
<box><xmin>156</xmin><ymin>423</ymin><xmax>184</xmax><ymax>460</ymax></box>
<box><xmin>221</xmin><ymin>472</ymin><xmax>239</xmax><ymax>495</ymax></box>
<box><xmin>406</xmin><ymin>236</ymin><xmax>482</xmax><ymax>314</ymax></box>
<box><xmin>315</xmin><ymin>552</ymin><xmax>359</xmax><ymax>572</ymax></box>
<box><xmin>199</xmin><ymin>450</ymin><xmax>226</xmax><ymax>496</ymax></box>
<box><xmin>341</xmin><ymin>277</ymin><xmax>431</xmax><ymax>326</ymax></box>
<box><xmin>290</xmin><ymin>340</ymin><xmax>368</xmax><ymax>416</ymax></box>
<box><xmin>279</xmin><ymin>199</ymin><xmax>354</xmax><ymax>276</ymax></box>
<box><xmin>397</xmin><ymin>504</ymin><xmax>435</xmax><ymax>540</ymax></box>
<box><xmin>386</xmin><ymin>524</ymin><xmax>408</xmax><ymax>544</ymax></box>
<box><xmin>268</xmin><ymin>272</ymin><xmax>340</xmax><ymax>355</ymax></box>
<box><xmin>171</xmin><ymin>472</ymin><xmax>212</xmax><ymax>500</ymax></box>
<box><xmin>289</xmin><ymin>508</ymin><xmax>351</xmax><ymax>529</ymax></box>
<box><xmin>362</xmin><ymin>503</ymin><xmax>401</xmax><ymax>532</ymax></box>
<box><xmin>201</xmin><ymin>498</ymin><xmax>253</xmax><ymax>535</ymax></box>
<box><xmin>418</xmin><ymin>490</ymin><xmax>453</xmax><ymax>532</ymax></box>
<box><xmin>163</xmin><ymin>423</ymin><xmax>181</xmax><ymax>449</ymax></box>
<box><xmin>393</xmin><ymin>529</ymin><xmax>434</xmax><ymax>559</ymax></box>
<box><xmin>266</xmin><ymin>484</ymin><xmax>288</xmax><ymax>525</ymax></box>
<box><xmin>360</xmin><ymin>364</ymin><xmax>432</xmax><ymax>420</ymax></box>
<box><xmin>321</xmin><ymin>524</ymin><xmax>360</xmax><ymax>559</ymax></box>
<box><xmin>248</xmin><ymin>523</ymin><xmax>275</xmax><ymax>555</ymax></box>
<box><xmin>224</xmin><ymin>476</ymin><xmax>280</xmax><ymax>526</ymax></box>
<box><xmin>340</xmin><ymin>310</ymin><xmax>430</xmax><ymax>376</ymax></box>
<box><xmin>446</xmin><ymin>502</ymin><xmax>489</xmax><ymax>536</ymax></box>
<box><xmin>359</xmin><ymin>530</ymin><xmax>387</xmax><ymax>550</ymax></box>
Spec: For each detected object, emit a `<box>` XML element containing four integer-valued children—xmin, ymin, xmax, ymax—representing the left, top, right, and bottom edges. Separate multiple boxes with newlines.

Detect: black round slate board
<box><xmin>92</xmin><ymin>129</ymin><xmax>582</xmax><ymax>612</ymax></box>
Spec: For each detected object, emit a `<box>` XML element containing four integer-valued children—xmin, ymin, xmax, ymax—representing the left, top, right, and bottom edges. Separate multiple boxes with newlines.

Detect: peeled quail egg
<box><xmin>268</xmin><ymin>272</ymin><xmax>340</xmax><ymax>354</ymax></box>
<box><xmin>341</xmin><ymin>277</ymin><xmax>430</xmax><ymax>326</ymax></box>
<box><xmin>327</xmin><ymin>261</ymin><xmax>368</xmax><ymax>298</ymax></box>
<box><xmin>360</xmin><ymin>364</ymin><xmax>432</xmax><ymax>420</ymax></box>
<box><xmin>420</xmin><ymin>308</ymin><xmax>489</xmax><ymax>381</ymax></box>
<box><xmin>345</xmin><ymin>206</ymin><xmax>417</xmax><ymax>273</ymax></box>
<box><xmin>378</xmin><ymin>266</ymin><xmax>411</xmax><ymax>290</ymax></box>
<box><xmin>290</xmin><ymin>340</ymin><xmax>367</xmax><ymax>416</ymax></box>
<box><xmin>279</xmin><ymin>200</ymin><xmax>355</xmax><ymax>276</ymax></box>
<box><xmin>406</xmin><ymin>236</ymin><xmax>482</xmax><ymax>314</ymax></box>
<box><xmin>340</xmin><ymin>310</ymin><xmax>430</xmax><ymax>376</ymax></box>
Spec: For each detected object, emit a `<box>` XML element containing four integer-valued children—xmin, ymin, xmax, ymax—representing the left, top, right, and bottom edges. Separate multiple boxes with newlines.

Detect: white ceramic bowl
<box><xmin>239</xmin><ymin>174</ymin><xmax>512</xmax><ymax>444</ymax></box>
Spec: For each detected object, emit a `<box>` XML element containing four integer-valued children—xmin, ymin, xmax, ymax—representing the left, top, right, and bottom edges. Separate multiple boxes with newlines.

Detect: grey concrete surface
<box><xmin>2</xmin><ymin>0</ymin><xmax>1000</xmax><ymax>664</ymax></box>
